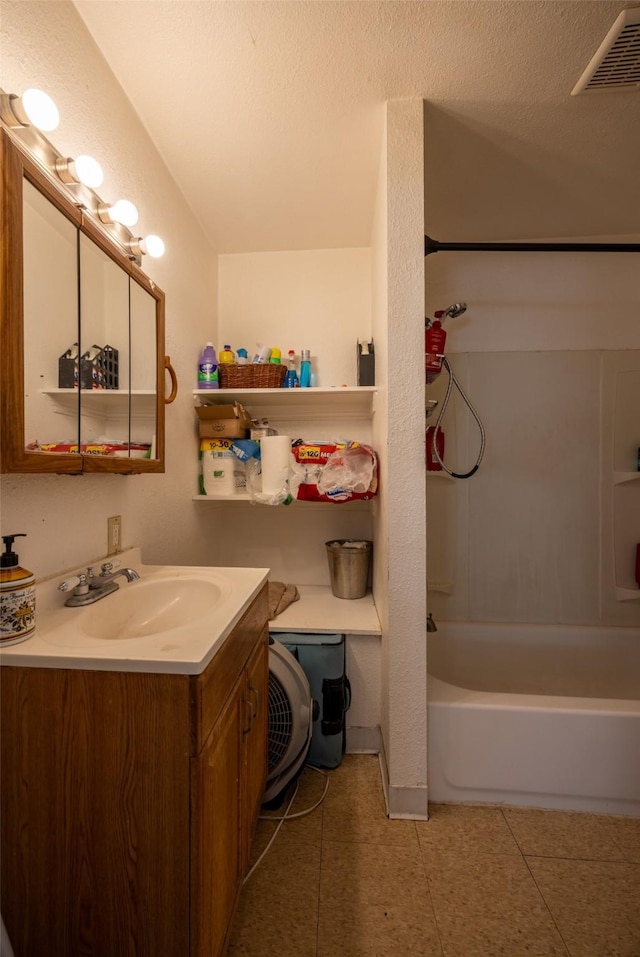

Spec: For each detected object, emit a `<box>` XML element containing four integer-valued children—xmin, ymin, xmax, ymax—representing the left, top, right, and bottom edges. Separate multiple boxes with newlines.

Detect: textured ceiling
<box><xmin>73</xmin><ymin>0</ymin><xmax>640</xmax><ymax>252</ymax></box>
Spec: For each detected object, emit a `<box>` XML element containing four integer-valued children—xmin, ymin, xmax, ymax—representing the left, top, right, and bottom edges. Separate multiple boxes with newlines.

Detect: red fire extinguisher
<box><xmin>425</xmin><ymin>314</ymin><xmax>447</xmax><ymax>384</ymax></box>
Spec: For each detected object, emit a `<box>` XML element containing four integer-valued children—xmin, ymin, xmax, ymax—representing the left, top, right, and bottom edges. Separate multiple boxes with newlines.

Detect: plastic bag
<box><xmin>245</xmin><ymin>454</ymin><xmax>296</xmax><ymax>506</ymax></box>
<box><xmin>316</xmin><ymin>444</ymin><xmax>377</xmax><ymax>502</ymax></box>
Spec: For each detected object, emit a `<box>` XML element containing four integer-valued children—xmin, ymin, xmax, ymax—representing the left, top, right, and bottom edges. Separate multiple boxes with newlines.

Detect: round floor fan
<box><xmin>263</xmin><ymin>638</ymin><xmax>313</xmax><ymax>805</ymax></box>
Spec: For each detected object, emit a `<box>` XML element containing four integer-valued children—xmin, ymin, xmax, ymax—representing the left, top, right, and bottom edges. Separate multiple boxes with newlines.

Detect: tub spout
<box><xmin>427</xmin><ymin>613</ymin><xmax>438</xmax><ymax>633</ymax></box>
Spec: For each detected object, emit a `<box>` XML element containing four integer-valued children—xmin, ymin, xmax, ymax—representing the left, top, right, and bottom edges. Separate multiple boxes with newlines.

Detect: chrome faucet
<box><xmin>59</xmin><ymin>561</ymin><xmax>140</xmax><ymax>607</ymax></box>
<box><xmin>98</xmin><ymin>561</ymin><xmax>140</xmax><ymax>584</ymax></box>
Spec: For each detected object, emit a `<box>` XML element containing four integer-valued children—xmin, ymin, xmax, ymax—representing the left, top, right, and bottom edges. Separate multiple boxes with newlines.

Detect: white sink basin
<box><xmin>0</xmin><ymin>551</ymin><xmax>270</xmax><ymax>674</ymax></box>
<box><xmin>78</xmin><ymin>576</ymin><xmax>230</xmax><ymax>640</ymax></box>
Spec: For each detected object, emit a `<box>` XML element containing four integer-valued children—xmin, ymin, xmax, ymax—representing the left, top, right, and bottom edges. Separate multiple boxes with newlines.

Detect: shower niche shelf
<box><xmin>613</xmin><ymin>472</ymin><xmax>640</xmax><ymax>486</ymax></box>
<box><xmin>605</xmin><ymin>361</ymin><xmax>640</xmax><ymax>604</ymax></box>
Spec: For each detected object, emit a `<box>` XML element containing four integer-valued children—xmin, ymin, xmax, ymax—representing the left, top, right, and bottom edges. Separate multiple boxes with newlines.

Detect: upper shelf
<box><xmin>193</xmin><ymin>386</ymin><xmax>376</xmax><ymax>420</ymax></box>
<box><xmin>613</xmin><ymin>471</ymin><xmax>640</xmax><ymax>486</ymax></box>
<box><xmin>43</xmin><ymin>389</ymin><xmax>156</xmax><ymax>416</ymax></box>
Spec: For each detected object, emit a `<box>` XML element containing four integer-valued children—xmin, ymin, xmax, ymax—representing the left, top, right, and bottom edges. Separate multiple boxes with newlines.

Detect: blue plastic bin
<box><xmin>271</xmin><ymin>632</ymin><xmax>351</xmax><ymax>769</ymax></box>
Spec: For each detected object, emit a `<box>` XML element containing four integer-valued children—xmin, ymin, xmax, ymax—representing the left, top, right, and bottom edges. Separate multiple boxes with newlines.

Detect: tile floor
<box><xmin>227</xmin><ymin>754</ymin><xmax>640</xmax><ymax>957</ymax></box>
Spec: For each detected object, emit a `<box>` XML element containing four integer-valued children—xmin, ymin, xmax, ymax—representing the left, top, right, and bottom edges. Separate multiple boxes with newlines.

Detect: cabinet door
<box><xmin>191</xmin><ymin>674</ymin><xmax>243</xmax><ymax>957</ymax></box>
<box><xmin>241</xmin><ymin>632</ymin><xmax>269</xmax><ymax>872</ymax></box>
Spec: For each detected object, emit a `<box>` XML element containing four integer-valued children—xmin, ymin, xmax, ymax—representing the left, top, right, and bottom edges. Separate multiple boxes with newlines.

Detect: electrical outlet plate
<box><xmin>107</xmin><ymin>515</ymin><xmax>122</xmax><ymax>555</ymax></box>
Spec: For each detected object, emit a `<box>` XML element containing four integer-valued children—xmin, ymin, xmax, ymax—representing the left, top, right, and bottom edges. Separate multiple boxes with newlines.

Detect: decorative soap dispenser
<box><xmin>0</xmin><ymin>533</ymin><xmax>36</xmax><ymax>645</ymax></box>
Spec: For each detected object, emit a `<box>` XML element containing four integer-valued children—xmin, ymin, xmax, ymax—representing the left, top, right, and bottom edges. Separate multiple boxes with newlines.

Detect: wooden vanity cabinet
<box><xmin>0</xmin><ymin>584</ymin><xmax>268</xmax><ymax>957</ymax></box>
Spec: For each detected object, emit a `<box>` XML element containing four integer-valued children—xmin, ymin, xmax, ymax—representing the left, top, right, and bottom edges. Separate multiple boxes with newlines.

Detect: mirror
<box><xmin>1</xmin><ymin>128</ymin><xmax>165</xmax><ymax>474</ymax></box>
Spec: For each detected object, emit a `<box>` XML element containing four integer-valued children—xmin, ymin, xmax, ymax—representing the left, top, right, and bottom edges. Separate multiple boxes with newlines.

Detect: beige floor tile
<box><xmin>321</xmin><ymin>754</ymin><xmax>383</xmax><ymax>796</ymax></box>
<box><xmin>605</xmin><ymin>815</ymin><xmax>640</xmax><ymax>864</ymax></box>
<box><xmin>257</xmin><ymin>767</ymin><xmax>326</xmax><ymax>850</ymax></box>
<box><xmin>227</xmin><ymin>892</ymin><xmax>318</xmax><ymax>957</ymax></box>
<box><xmin>320</xmin><ymin>840</ymin><xmax>428</xmax><ymax>907</ymax></box>
<box><xmin>323</xmin><ymin>791</ymin><xmax>419</xmax><ymax>847</ymax></box>
<box><xmin>503</xmin><ymin>807</ymin><xmax>627</xmax><ymax>861</ymax></box>
<box><xmin>317</xmin><ymin>897</ymin><xmax>443</xmax><ymax>957</ymax></box>
<box><xmin>427</xmin><ymin>851</ymin><xmax>569</xmax><ymax>957</ymax></box>
<box><xmin>417</xmin><ymin>803</ymin><xmax>521</xmax><ymax>857</ymax></box>
<box><xmin>528</xmin><ymin>856</ymin><xmax>640</xmax><ymax>957</ymax></box>
<box><xmin>323</xmin><ymin>757</ymin><xmax>419</xmax><ymax>848</ymax></box>
<box><xmin>228</xmin><ymin>838</ymin><xmax>321</xmax><ymax>957</ymax></box>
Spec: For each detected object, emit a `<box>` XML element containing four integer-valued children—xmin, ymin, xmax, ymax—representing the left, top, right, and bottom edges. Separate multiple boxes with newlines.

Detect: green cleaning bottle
<box><xmin>1</xmin><ymin>533</ymin><xmax>36</xmax><ymax>645</ymax></box>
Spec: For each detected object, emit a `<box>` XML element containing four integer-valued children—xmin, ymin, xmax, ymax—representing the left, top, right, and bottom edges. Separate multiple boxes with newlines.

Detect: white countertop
<box><xmin>268</xmin><ymin>585</ymin><xmax>381</xmax><ymax>635</ymax></box>
<box><xmin>0</xmin><ymin>548</ymin><xmax>269</xmax><ymax>675</ymax></box>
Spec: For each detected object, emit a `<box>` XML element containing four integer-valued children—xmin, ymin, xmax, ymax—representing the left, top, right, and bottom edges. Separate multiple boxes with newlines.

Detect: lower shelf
<box><xmin>616</xmin><ymin>586</ymin><xmax>640</xmax><ymax>602</ymax></box>
<box><xmin>192</xmin><ymin>494</ymin><xmax>370</xmax><ymax>508</ymax></box>
<box><xmin>268</xmin><ymin>585</ymin><xmax>381</xmax><ymax>635</ymax></box>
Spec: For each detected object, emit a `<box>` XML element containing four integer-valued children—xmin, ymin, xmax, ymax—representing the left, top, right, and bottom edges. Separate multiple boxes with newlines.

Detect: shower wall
<box><xmin>425</xmin><ymin>248</ymin><xmax>640</xmax><ymax>627</ymax></box>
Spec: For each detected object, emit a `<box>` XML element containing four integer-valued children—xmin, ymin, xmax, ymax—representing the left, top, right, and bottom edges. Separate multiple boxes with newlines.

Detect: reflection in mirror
<box><xmin>129</xmin><ymin>279</ymin><xmax>158</xmax><ymax>459</ymax></box>
<box><xmin>23</xmin><ymin>178</ymin><xmax>78</xmax><ymax>454</ymax></box>
<box><xmin>79</xmin><ymin>232</ymin><xmax>129</xmax><ymax>453</ymax></box>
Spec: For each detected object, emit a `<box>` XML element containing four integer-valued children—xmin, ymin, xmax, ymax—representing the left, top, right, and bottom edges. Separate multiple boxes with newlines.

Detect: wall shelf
<box><xmin>43</xmin><ymin>388</ymin><xmax>156</xmax><ymax>416</ymax></box>
<box><xmin>615</xmin><ymin>586</ymin><xmax>640</xmax><ymax>602</ymax></box>
<box><xmin>268</xmin><ymin>584</ymin><xmax>381</xmax><ymax>635</ymax></box>
<box><xmin>193</xmin><ymin>386</ymin><xmax>376</xmax><ymax>421</ymax></box>
<box><xmin>192</xmin><ymin>493</ymin><xmax>370</xmax><ymax>509</ymax></box>
<box><xmin>426</xmin><ymin>471</ymin><xmax>454</xmax><ymax>481</ymax></box>
<box><xmin>613</xmin><ymin>471</ymin><xmax>640</xmax><ymax>486</ymax></box>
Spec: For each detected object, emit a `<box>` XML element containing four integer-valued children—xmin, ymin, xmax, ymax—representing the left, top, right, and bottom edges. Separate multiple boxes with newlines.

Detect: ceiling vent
<box><xmin>572</xmin><ymin>7</ymin><xmax>640</xmax><ymax>94</ymax></box>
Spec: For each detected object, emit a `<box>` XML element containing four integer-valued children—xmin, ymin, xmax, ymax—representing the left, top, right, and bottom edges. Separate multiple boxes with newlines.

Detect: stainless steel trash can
<box><xmin>325</xmin><ymin>539</ymin><xmax>372</xmax><ymax>599</ymax></box>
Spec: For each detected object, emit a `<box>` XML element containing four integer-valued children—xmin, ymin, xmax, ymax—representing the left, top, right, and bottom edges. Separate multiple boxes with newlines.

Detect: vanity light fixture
<box><xmin>127</xmin><ymin>234</ymin><xmax>166</xmax><ymax>258</ymax></box>
<box><xmin>1</xmin><ymin>83</ymin><xmax>166</xmax><ymax>263</ymax></box>
<box><xmin>55</xmin><ymin>154</ymin><xmax>104</xmax><ymax>189</ymax></box>
<box><xmin>0</xmin><ymin>88</ymin><xmax>59</xmax><ymax>131</ymax></box>
<box><xmin>97</xmin><ymin>199</ymin><xmax>139</xmax><ymax>228</ymax></box>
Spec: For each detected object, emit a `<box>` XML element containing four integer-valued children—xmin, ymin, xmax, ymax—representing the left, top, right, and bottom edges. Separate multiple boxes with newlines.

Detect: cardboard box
<box><xmin>195</xmin><ymin>402</ymin><xmax>252</xmax><ymax>439</ymax></box>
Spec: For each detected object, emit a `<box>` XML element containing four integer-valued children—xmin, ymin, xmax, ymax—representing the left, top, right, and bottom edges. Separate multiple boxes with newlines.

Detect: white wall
<box><xmin>378</xmin><ymin>99</ymin><xmax>428</xmax><ymax>817</ymax></box>
<box><xmin>218</xmin><ymin>250</ymin><xmax>371</xmax><ymax>387</ymax></box>
<box><xmin>1</xmin><ymin>1</ymin><xmax>218</xmax><ymax>579</ymax></box>
<box><xmin>425</xmin><ymin>249</ymin><xmax>640</xmax><ymax>627</ymax></box>
<box><xmin>210</xmin><ymin>248</ymin><xmax>374</xmax><ymax>581</ymax></box>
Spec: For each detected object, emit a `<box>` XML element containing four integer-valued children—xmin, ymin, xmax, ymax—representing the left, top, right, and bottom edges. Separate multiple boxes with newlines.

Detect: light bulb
<box><xmin>107</xmin><ymin>200</ymin><xmax>139</xmax><ymax>227</ymax></box>
<box><xmin>72</xmin><ymin>155</ymin><xmax>104</xmax><ymax>188</ymax></box>
<box><xmin>56</xmin><ymin>154</ymin><xmax>104</xmax><ymax>188</ymax></box>
<box><xmin>21</xmin><ymin>89</ymin><xmax>59</xmax><ymax>131</ymax></box>
<box><xmin>142</xmin><ymin>235</ymin><xmax>165</xmax><ymax>258</ymax></box>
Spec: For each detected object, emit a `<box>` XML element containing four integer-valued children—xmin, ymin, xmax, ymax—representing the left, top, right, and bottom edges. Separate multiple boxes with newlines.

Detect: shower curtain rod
<box><xmin>425</xmin><ymin>234</ymin><xmax>640</xmax><ymax>256</ymax></box>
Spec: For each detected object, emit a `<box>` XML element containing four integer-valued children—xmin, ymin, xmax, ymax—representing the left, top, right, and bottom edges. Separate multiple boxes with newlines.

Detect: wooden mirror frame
<box><xmin>0</xmin><ymin>128</ymin><xmax>166</xmax><ymax>474</ymax></box>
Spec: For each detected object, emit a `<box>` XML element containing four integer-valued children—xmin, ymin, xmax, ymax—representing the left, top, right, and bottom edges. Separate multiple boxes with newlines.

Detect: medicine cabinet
<box><xmin>0</xmin><ymin>128</ymin><xmax>172</xmax><ymax>474</ymax></box>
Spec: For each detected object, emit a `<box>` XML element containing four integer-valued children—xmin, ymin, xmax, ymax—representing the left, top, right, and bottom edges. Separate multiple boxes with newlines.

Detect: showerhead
<box><xmin>439</xmin><ymin>302</ymin><xmax>467</xmax><ymax>319</ymax></box>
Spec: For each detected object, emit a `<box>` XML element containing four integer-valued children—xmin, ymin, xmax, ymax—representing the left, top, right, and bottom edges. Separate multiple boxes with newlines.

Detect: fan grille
<box><xmin>267</xmin><ymin>670</ymin><xmax>294</xmax><ymax>773</ymax></box>
<box><xmin>572</xmin><ymin>9</ymin><xmax>640</xmax><ymax>94</ymax></box>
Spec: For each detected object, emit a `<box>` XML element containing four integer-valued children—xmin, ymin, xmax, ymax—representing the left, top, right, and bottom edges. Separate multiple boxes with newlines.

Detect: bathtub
<box><xmin>427</xmin><ymin>622</ymin><xmax>640</xmax><ymax>816</ymax></box>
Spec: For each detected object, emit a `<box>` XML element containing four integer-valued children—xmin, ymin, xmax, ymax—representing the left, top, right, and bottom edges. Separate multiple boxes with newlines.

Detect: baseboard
<box><xmin>345</xmin><ymin>725</ymin><xmax>382</xmax><ymax>754</ymax></box>
<box><xmin>378</xmin><ymin>739</ymin><xmax>430</xmax><ymax>821</ymax></box>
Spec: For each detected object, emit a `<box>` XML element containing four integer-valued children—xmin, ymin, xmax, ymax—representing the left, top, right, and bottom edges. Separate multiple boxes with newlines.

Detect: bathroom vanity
<box><xmin>0</xmin><ymin>557</ymin><xmax>269</xmax><ymax>957</ymax></box>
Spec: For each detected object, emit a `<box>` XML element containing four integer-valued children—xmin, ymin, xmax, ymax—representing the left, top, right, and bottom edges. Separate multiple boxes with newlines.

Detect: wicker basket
<box><xmin>218</xmin><ymin>363</ymin><xmax>287</xmax><ymax>389</ymax></box>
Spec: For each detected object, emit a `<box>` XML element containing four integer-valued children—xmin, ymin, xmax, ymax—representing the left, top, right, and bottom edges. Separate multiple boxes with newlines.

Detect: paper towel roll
<box><xmin>260</xmin><ymin>435</ymin><xmax>291</xmax><ymax>495</ymax></box>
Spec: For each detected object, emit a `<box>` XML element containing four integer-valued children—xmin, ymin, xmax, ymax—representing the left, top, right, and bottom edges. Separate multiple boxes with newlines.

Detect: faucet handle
<box><xmin>59</xmin><ymin>571</ymin><xmax>91</xmax><ymax>595</ymax></box>
<box><xmin>59</xmin><ymin>575</ymin><xmax>82</xmax><ymax>592</ymax></box>
<box><xmin>100</xmin><ymin>559</ymin><xmax>121</xmax><ymax>576</ymax></box>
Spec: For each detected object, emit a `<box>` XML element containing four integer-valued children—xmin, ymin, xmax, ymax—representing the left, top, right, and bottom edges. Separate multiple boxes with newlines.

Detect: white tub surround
<box><xmin>427</xmin><ymin>622</ymin><xmax>640</xmax><ymax>816</ymax></box>
<box><xmin>0</xmin><ymin>548</ymin><xmax>269</xmax><ymax>675</ymax></box>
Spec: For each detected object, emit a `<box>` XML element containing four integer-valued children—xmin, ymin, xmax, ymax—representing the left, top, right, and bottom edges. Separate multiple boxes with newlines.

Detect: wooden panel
<box><xmin>241</xmin><ymin>629</ymin><xmax>269</xmax><ymax>871</ymax></box>
<box><xmin>193</xmin><ymin>584</ymin><xmax>268</xmax><ymax>751</ymax></box>
<box><xmin>191</xmin><ymin>674</ymin><xmax>243</xmax><ymax>957</ymax></box>
<box><xmin>0</xmin><ymin>666</ymin><xmax>192</xmax><ymax>957</ymax></box>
